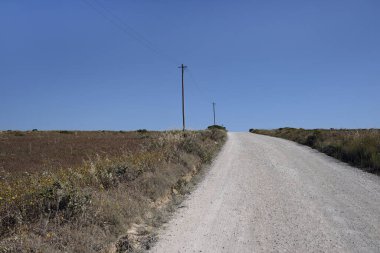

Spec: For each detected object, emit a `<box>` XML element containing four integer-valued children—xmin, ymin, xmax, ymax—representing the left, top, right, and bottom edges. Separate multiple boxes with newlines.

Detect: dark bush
<box><xmin>249</xmin><ymin>129</ymin><xmax>262</xmax><ymax>133</ymax></box>
<box><xmin>59</xmin><ymin>130</ymin><xmax>73</xmax><ymax>134</ymax></box>
<box><xmin>304</xmin><ymin>135</ymin><xmax>317</xmax><ymax>147</ymax></box>
<box><xmin>207</xmin><ymin>125</ymin><xmax>226</xmax><ymax>131</ymax></box>
<box><xmin>321</xmin><ymin>145</ymin><xmax>342</xmax><ymax>157</ymax></box>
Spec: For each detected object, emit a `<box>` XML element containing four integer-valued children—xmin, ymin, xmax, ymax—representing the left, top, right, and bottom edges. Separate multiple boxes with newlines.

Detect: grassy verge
<box><xmin>0</xmin><ymin>129</ymin><xmax>226</xmax><ymax>252</ymax></box>
<box><xmin>250</xmin><ymin>128</ymin><xmax>380</xmax><ymax>174</ymax></box>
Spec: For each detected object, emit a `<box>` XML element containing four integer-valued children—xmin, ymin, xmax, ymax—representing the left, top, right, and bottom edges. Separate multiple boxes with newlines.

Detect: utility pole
<box><xmin>178</xmin><ymin>64</ymin><xmax>187</xmax><ymax>131</ymax></box>
<box><xmin>212</xmin><ymin>102</ymin><xmax>216</xmax><ymax>125</ymax></box>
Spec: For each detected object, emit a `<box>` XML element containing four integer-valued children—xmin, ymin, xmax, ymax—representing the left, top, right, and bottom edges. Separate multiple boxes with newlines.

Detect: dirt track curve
<box><xmin>150</xmin><ymin>132</ymin><xmax>380</xmax><ymax>253</ymax></box>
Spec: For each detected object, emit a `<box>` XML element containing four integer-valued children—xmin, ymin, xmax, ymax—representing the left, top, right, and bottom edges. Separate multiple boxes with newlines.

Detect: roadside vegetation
<box><xmin>250</xmin><ymin>128</ymin><xmax>380</xmax><ymax>174</ymax></box>
<box><xmin>0</xmin><ymin>129</ymin><xmax>226</xmax><ymax>252</ymax></box>
<box><xmin>207</xmin><ymin>125</ymin><xmax>227</xmax><ymax>131</ymax></box>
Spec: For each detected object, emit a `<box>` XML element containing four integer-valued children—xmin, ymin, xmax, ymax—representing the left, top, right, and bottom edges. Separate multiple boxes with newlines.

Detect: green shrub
<box><xmin>207</xmin><ymin>125</ymin><xmax>226</xmax><ymax>131</ymax></box>
<box><xmin>59</xmin><ymin>130</ymin><xmax>73</xmax><ymax>134</ymax></box>
<box><xmin>249</xmin><ymin>128</ymin><xmax>263</xmax><ymax>133</ymax></box>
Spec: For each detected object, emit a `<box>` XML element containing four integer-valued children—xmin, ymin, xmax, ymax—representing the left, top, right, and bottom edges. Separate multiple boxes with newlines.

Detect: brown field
<box><xmin>0</xmin><ymin>130</ymin><xmax>150</xmax><ymax>177</ymax></box>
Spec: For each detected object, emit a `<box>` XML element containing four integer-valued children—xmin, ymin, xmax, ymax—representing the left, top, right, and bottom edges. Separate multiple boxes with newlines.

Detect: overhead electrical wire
<box><xmin>187</xmin><ymin>68</ymin><xmax>214</xmax><ymax>103</ymax></box>
<box><xmin>81</xmin><ymin>0</ymin><xmax>214</xmax><ymax>110</ymax></box>
<box><xmin>80</xmin><ymin>0</ymin><xmax>180</xmax><ymax>65</ymax></box>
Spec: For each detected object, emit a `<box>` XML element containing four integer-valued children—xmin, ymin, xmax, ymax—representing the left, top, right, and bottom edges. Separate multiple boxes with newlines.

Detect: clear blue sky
<box><xmin>1</xmin><ymin>0</ymin><xmax>379</xmax><ymax>131</ymax></box>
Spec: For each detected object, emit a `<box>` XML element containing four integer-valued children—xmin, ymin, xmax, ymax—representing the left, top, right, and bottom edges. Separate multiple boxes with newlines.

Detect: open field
<box><xmin>0</xmin><ymin>130</ymin><xmax>149</xmax><ymax>177</ymax></box>
<box><xmin>250</xmin><ymin>128</ymin><xmax>380</xmax><ymax>174</ymax></box>
<box><xmin>0</xmin><ymin>129</ymin><xmax>226</xmax><ymax>252</ymax></box>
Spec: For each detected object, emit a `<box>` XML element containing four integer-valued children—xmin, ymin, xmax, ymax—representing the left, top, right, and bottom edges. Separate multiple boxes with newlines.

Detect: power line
<box><xmin>80</xmin><ymin>1</ymin><xmax>215</xmax><ymax>129</ymax></box>
<box><xmin>80</xmin><ymin>0</ymin><xmax>179</xmax><ymax>65</ymax></box>
<box><xmin>187</xmin><ymin>68</ymin><xmax>213</xmax><ymax>103</ymax></box>
<box><xmin>187</xmin><ymin>69</ymin><xmax>222</xmax><ymax>127</ymax></box>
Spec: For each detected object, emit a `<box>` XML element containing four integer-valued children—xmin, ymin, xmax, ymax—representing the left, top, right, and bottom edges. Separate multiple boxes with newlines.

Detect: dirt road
<box><xmin>150</xmin><ymin>133</ymin><xmax>380</xmax><ymax>253</ymax></box>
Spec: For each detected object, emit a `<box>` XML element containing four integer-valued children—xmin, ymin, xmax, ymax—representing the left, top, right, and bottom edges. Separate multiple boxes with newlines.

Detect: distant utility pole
<box><xmin>212</xmin><ymin>102</ymin><xmax>216</xmax><ymax>125</ymax></box>
<box><xmin>178</xmin><ymin>64</ymin><xmax>187</xmax><ymax>131</ymax></box>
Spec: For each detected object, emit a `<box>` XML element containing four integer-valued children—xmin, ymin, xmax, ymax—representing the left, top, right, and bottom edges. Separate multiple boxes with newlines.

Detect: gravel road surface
<box><xmin>150</xmin><ymin>132</ymin><xmax>380</xmax><ymax>253</ymax></box>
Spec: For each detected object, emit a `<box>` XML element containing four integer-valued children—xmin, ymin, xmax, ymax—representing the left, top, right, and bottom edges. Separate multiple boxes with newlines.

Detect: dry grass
<box><xmin>250</xmin><ymin>128</ymin><xmax>380</xmax><ymax>174</ymax></box>
<box><xmin>0</xmin><ymin>129</ymin><xmax>227</xmax><ymax>252</ymax></box>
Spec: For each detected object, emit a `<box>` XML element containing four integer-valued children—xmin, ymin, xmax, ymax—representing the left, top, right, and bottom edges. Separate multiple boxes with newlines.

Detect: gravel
<box><xmin>150</xmin><ymin>132</ymin><xmax>380</xmax><ymax>253</ymax></box>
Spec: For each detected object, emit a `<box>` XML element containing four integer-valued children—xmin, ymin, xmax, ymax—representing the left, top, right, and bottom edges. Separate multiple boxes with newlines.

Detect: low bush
<box><xmin>58</xmin><ymin>130</ymin><xmax>73</xmax><ymax>134</ymax></box>
<box><xmin>207</xmin><ymin>125</ymin><xmax>227</xmax><ymax>131</ymax></box>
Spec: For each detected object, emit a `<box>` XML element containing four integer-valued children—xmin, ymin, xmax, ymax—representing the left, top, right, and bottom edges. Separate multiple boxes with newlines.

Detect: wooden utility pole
<box><xmin>178</xmin><ymin>64</ymin><xmax>187</xmax><ymax>131</ymax></box>
<box><xmin>213</xmin><ymin>102</ymin><xmax>216</xmax><ymax>125</ymax></box>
